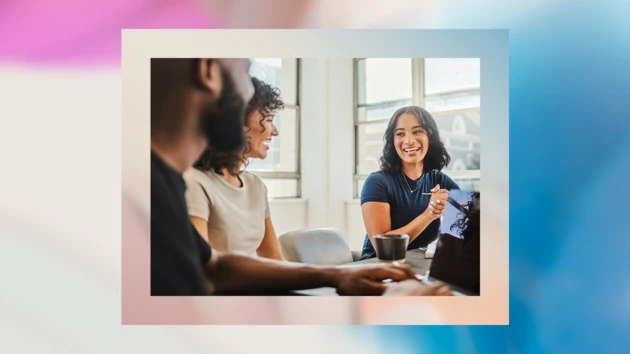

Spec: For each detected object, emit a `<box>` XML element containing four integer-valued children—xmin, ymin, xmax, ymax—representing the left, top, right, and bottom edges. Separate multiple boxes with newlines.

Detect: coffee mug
<box><xmin>374</xmin><ymin>234</ymin><xmax>409</xmax><ymax>263</ymax></box>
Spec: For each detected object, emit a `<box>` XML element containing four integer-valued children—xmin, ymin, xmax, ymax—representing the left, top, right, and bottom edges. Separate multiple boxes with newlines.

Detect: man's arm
<box><xmin>205</xmin><ymin>252</ymin><xmax>416</xmax><ymax>295</ymax></box>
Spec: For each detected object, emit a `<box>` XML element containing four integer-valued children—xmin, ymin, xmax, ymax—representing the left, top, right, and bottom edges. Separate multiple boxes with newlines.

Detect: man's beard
<box><xmin>200</xmin><ymin>69</ymin><xmax>247</xmax><ymax>152</ymax></box>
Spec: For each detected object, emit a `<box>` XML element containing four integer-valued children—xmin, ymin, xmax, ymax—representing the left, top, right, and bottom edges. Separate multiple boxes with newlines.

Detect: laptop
<box><xmin>422</xmin><ymin>189</ymin><xmax>480</xmax><ymax>296</ymax></box>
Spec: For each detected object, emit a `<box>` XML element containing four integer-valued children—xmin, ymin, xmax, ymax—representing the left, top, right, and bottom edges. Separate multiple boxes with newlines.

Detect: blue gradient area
<box><xmin>361</xmin><ymin>2</ymin><xmax>630</xmax><ymax>354</ymax></box>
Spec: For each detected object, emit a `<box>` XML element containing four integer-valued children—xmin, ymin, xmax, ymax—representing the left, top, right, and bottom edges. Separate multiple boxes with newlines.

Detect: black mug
<box><xmin>374</xmin><ymin>234</ymin><xmax>409</xmax><ymax>263</ymax></box>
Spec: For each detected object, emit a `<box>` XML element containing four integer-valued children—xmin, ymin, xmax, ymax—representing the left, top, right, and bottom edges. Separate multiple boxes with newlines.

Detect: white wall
<box><xmin>269</xmin><ymin>199</ymin><xmax>307</xmax><ymax>235</ymax></box>
<box><xmin>345</xmin><ymin>200</ymin><xmax>367</xmax><ymax>251</ymax></box>
<box><xmin>326</xmin><ymin>59</ymin><xmax>356</xmax><ymax>235</ymax></box>
<box><xmin>299</xmin><ymin>58</ymin><xmax>329</xmax><ymax>228</ymax></box>
<box><xmin>270</xmin><ymin>58</ymin><xmax>364</xmax><ymax>250</ymax></box>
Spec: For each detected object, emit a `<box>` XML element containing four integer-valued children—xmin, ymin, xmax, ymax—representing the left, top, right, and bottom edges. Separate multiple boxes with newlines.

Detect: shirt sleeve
<box><xmin>263</xmin><ymin>181</ymin><xmax>271</xmax><ymax>219</ymax></box>
<box><xmin>440</xmin><ymin>172</ymin><xmax>461</xmax><ymax>190</ymax></box>
<box><xmin>360</xmin><ymin>172</ymin><xmax>389</xmax><ymax>205</ymax></box>
<box><xmin>184</xmin><ymin>173</ymin><xmax>211</xmax><ymax>221</ymax></box>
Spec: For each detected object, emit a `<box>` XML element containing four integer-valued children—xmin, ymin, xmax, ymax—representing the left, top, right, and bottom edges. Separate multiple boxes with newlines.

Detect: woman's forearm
<box><xmin>386</xmin><ymin>212</ymin><xmax>434</xmax><ymax>242</ymax></box>
<box><xmin>256</xmin><ymin>217</ymin><xmax>285</xmax><ymax>261</ymax></box>
<box><xmin>256</xmin><ymin>247</ymin><xmax>285</xmax><ymax>261</ymax></box>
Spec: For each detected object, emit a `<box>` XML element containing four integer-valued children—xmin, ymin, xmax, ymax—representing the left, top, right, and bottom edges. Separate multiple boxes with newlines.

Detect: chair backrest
<box><xmin>278</xmin><ymin>228</ymin><xmax>354</xmax><ymax>265</ymax></box>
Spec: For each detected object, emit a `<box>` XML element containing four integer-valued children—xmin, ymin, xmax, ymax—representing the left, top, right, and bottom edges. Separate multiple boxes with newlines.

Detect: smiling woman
<box><xmin>243</xmin><ymin>77</ymin><xmax>283</xmax><ymax>161</ymax></box>
<box><xmin>247</xmin><ymin>58</ymin><xmax>300</xmax><ymax>197</ymax></box>
<box><xmin>183</xmin><ymin>77</ymin><xmax>286</xmax><ymax>261</ymax></box>
<box><xmin>359</xmin><ymin>106</ymin><xmax>460</xmax><ymax>260</ymax></box>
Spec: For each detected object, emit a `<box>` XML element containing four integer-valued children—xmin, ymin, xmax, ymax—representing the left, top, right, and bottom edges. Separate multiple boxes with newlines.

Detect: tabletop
<box><xmin>293</xmin><ymin>248</ymin><xmax>432</xmax><ymax>296</ymax></box>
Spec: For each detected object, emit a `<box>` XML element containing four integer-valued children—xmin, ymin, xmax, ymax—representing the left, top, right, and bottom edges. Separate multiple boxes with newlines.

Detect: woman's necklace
<box><xmin>401</xmin><ymin>171</ymin><xmax>423</xmax><ymax>193</ymax></box>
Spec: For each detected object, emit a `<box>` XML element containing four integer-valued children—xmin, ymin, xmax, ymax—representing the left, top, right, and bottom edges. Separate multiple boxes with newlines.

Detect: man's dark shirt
<box><xmin>151</xmin><ymin>151</ymin><xmax>212</xmax><ymax>295</ymax></box>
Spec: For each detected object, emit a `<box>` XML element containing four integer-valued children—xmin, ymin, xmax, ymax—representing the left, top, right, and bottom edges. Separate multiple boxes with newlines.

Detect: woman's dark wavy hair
<box><xmin>194</xmin><ymin>77</ymin><xmax>284</xmax><ymax>176</ymax></box>
<box><xmin>379</xmin><ymin>106</ymin><xmax>451</xmax><ymax>173</ymax></box>
<box><xmin>450</xmin><ymin>192</ymin><xmax>480</xmax><ymax>242</ymax></box>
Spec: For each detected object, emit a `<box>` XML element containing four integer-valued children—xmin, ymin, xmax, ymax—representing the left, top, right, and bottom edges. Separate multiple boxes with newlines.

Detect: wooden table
<box><xmin>293</xmin><ymin>248</ymin><xmax>432</xmax><ymax>296</ymax></box>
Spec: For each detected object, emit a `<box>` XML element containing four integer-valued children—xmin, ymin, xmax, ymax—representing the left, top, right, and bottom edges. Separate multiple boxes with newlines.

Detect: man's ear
<box><xmin>195</xmin><ymin>59</ymin><xmax>223</xmax><ymax>99</ymax></box>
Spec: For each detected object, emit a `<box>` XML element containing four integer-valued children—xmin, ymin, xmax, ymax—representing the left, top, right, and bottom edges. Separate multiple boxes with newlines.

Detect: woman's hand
<box><xmin>424</xmin><ymin>184</ymin><xmax>449</xmax><ymax>220</ymax></box>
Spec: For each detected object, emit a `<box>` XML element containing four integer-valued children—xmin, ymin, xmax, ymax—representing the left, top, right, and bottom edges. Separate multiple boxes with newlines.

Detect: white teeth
<box><xmin>263</xmin><ymin>141</ymin><xmax>270</xmax><ymax>147</ymax></box>
<box><xmin>404</xmin><ymin>147</ymin><xmax>420</xmax><ymax>153</ymax></box>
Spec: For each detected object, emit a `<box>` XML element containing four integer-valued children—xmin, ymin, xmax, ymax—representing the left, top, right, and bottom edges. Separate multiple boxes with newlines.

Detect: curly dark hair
<box><xmin>379</xmin><ymin>106</ymin><xmax>451</xmax><ymax>173</ymax></box>
<box><xmin>194</xmin><ymin>77</ymin><xmax>284</xmax><ymax>176</ymax></box>
<box><xmin>450</xmin><ymin>192</ymin><xmax>480</xmax><ymax>242</ymax></box>
<box><xmin>244</xmin><ymin>77</ymin><xmax>285</xmax><ymax>132</ymax></box>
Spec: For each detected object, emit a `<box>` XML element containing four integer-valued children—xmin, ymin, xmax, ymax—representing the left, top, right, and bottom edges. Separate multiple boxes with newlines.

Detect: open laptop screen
<box><xmin>427</xmin><ymin>189</ymin><xmax>480</xmax><ymax>295</ymax></box>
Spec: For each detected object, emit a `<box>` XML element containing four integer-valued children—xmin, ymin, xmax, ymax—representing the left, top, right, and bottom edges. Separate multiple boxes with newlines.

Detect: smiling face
<box><xmin>245</xmin><ymin>109</ymin><xmax>278</xmax><ymax>159</ymax></box>
<box><xmin>393</xmin><ymin>113</ymin><xmax>430</xmax><ymax>166</ymax></box>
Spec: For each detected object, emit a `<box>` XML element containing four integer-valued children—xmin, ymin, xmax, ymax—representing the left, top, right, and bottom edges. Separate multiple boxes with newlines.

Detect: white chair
<box><xmin>278</xmin><ymin>228</ymin><xmax>362</xmax><ymax>265</ymax></box>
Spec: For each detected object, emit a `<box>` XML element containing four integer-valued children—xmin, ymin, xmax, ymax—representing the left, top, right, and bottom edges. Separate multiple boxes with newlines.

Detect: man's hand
<box><xmin>334</xmin><ymin>265</ymin><xmax>417</xmax><ymax>295</ymax></box>
<box><xmin>383</xmin><ymin>279</ymin><xmax>453</xmax><ymax>296</ymax></box>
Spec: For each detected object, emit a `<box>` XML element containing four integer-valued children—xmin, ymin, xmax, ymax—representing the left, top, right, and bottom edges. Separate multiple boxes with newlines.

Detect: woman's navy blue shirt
<box><xmin>360</xmin><ymin>170</ymin><xmax>459</xmax><ymax>260</ymax></box>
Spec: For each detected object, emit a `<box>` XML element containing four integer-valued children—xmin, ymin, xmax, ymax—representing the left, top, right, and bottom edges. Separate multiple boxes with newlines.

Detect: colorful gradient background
<box><xmin>120</xmin><ymin>29</ymin><xmax>508</xmax><ymax>326</ymax></box>
<box><xmin>1</xmin><ymin>1</ymin><xmax>629</xmax><ymax>353</ymax></box>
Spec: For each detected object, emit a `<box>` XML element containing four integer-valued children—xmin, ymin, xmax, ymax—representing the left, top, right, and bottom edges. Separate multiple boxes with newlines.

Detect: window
<box><xmin>248</xmin><ymin>58</ymin><xmax>300</xmax><ymax>198</ymax></box>
<box><xmin>354</xmin><ymin>58</ymin><xmax>480</xmax><ymax>197</ymax></box>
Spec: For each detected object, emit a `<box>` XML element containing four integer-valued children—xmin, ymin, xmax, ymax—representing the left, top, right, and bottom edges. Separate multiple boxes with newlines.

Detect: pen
<box><xmin>447</xmin><ymin>196</ymin><xmax>469</xmax><ymax>214</ymax></box>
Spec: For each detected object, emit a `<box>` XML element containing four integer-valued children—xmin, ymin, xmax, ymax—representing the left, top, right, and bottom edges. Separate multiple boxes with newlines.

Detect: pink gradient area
<box><xmin>121</xmin><ymin>196</ymin><xmax>284</xmax><ymax>325</ymax></box>
<box><xmin>122</xmin><ymin>192</ymin><xmax>355</xmax><ymax>325</ymax></box>
<box><xmin>0</xmin><ymin>0</ymin><xmax>217</xmax><ymax>66</ymax></box>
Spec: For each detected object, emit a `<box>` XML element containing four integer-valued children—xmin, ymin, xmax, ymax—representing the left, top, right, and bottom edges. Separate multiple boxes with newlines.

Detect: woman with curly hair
<box><xmin>184</xmin><ymin>77</ymin><xmax>285</xmax><ymax>260</ymax></box>
<box><xmin>359</xmin><ymin>106</ymin><xmax>460</xmax><ymax>260</ymax></box>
